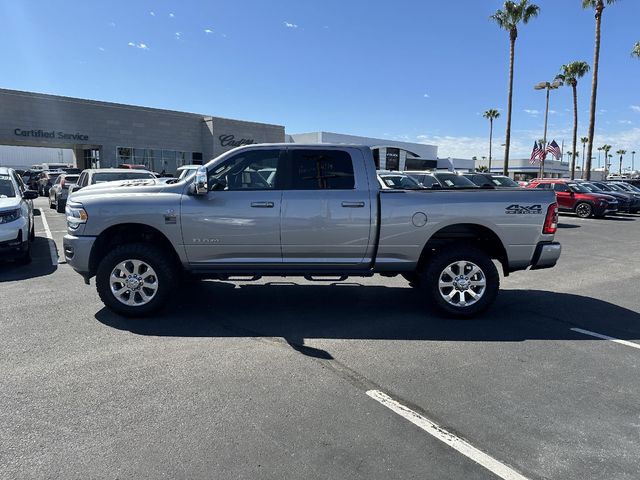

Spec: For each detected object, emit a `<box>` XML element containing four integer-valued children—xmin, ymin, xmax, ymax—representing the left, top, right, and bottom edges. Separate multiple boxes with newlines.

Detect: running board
<box><xmin>304</xmin><ymin>275</ymin><xmax>349</xmax><ymax>282</ymax></box>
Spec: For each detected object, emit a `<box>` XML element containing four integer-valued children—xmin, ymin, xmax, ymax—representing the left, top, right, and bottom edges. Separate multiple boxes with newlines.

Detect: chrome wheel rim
<box><xmin>438</xmin><ymin>260</ymin><xmax>486</xmax><ymax>308</ymax></box>
<box><xmin>576</xmin><ymin>203</ymin><xmax>591</xmax><ymax>218</ymax></box>
<box><xmin>109</xmin><ymin>259</ymin><xmax>159</xmax><ymax>307</ymax></box>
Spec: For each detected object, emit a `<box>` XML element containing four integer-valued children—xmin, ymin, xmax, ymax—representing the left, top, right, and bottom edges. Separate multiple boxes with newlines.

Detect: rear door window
<box><xmin>288</xmin><ymin>149</ymin><xmax>355</xmax><ymax>190</ymax></box>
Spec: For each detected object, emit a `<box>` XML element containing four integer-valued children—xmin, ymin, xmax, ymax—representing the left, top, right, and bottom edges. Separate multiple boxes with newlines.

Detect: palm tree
<box><xmin>555</xmin><ymin>61</ymin><xmax>590</xmax><ymax>179</ymax></box>
<box><xmin>582</xmin><ymin>0</ymin><xmax>619</xmax><ymax>180</ymax></box>
<box><xmin>597</xmin><ymin>146</ymin><xmax>603</xmax><ymax>167</ymax></box>
<box><xmin>580</xmin><ymin>137</ymin><xmax>589</xmax><ymax>172</ymax></box>
<box><xmin>483</xmin><ymin>109</ymin><xmax>501</xmax><ymax>172</ymax></box>
<box><xmin>632</xmin><ymin>42</ymin><xmax>640</xmax><ymax>58</ymax></box>
<box><xmin>602</xmin><ymin>144</ymin><xmax>612</xmax><ymax>175</ymax></box>
<box><xmin>616</xmin><ymin>149</ymin><xmax>627</xmax><ymax>174</ymax></box>
<box><xmin>490</xmin><ymin>0</ymin><xmax>541</xmax><ymax>176</ymax></box>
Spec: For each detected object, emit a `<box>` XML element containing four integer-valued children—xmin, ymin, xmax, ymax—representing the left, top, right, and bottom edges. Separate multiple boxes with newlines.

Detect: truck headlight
<box><xmin>66</xmin><ymin>204</ymin><xmax>88</xmax><ymax>229</ymax></box>
<box><xmin>0</xmin><ymin>208</ymin><xmax>21</xmax><ymax>224</ymax></box>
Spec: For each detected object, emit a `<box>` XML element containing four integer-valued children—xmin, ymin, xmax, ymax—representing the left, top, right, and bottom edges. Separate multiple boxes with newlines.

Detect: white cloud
<box><xmin>175</xmin><ymin>32</ymin><xmax>182</xmax><ymax>40</ymax></box>
<box><xmin>98</xmin><ymin>47</ymin><xmax>105</xmax><ymax>52</ymax></box>
<box><xmin>630</xmin><ymin>105</ymin><xmax>640</xmax><ymax>113</ymax></box>
<box><xmin>128</xmin><ymin>42</ymin><xmax>149</xmax><ymax>50</ymax></box>
<box><xmin>108</xmin><ymin>22</ymin><xmax>116</xmax><ymax>27</ymax></box>
<box><xmin>549</xmin><ymin>110</ymin><xmax>558</xmax><ymax>115</ymax></box>
<box><xmin>204</xmin><ymin>28</ymin><xmax>213</xmax><ymax>34</ymax></box>
<box><xmin>423</xmin><ymin>93</ymin><xmax>430</xmax><ymax>98</ymax></box>
<box><xmin>619</xmin><ymin>120</ymin><xmax>633</xmax><ymax>125</ymax></box>
<box><xmin>169</xmin><ymin>13</ymin><xmax>175</xmax><ymax>18</ymax></box>
<box><xmin>284</xmin><ymin>21</ymin><xmax>298</xmax><ymax>28</ymax></box>
<box><xmin>523</xmin><ymin>109</ymin><xmax>540</xmax><ymax>116</ymax></box>
<box><xmin>150</xmin><ymin>11</ymin><xmax>155</xmax><ymax>16</ymax></box>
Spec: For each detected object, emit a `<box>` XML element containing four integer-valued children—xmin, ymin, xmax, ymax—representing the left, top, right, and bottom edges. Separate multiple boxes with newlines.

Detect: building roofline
<box><xmin>0</xmin><ymin>87</ymin><xmax>284</xmax><ymax>129</ymax></box>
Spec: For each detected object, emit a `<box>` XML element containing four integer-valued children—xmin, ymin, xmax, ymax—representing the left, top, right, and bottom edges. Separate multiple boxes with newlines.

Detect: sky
<box><xmin>0</xmin><ymin>0</ymin><xmax>639</xmax><ymax>167</ymax></box>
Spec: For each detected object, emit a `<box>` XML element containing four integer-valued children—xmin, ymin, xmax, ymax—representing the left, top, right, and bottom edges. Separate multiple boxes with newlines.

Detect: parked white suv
<box><xmin>0</xmin><ymin>167</ymin><xmax>38</xmax><ymax>263</ymax></box>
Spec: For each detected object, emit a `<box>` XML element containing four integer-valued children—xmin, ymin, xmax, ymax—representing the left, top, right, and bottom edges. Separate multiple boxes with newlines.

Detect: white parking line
<box><xmin>570</xmin><ymin>328</ymin><xmax>640</xmax><ymax>350</ymax></box>
<box><xmin>39</xmin><ymin>210</ymin><xmax>59</xmax><ymax>266</ymax></box>
<box><xmin>366</xmin><ymin>390</ymin><xmax>530</xmax><ymax>480</ymax></box>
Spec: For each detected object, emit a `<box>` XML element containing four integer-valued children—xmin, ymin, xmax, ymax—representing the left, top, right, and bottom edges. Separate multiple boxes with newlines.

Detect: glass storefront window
<box><xmin>117</xmin><ymin>147</ymin><xmax>132</xmax><ymax>162</ymax></box>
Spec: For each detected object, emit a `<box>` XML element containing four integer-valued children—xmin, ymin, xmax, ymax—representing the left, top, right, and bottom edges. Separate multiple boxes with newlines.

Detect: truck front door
<box><xmin>280</xmin><ymin>148</ymin><xmax>373</xmax><ymax>266</ymax></box>
<box><xmin>180</xmin><ymin>149</ymin><xmax>284</xmax><ymax>265</ymax></box>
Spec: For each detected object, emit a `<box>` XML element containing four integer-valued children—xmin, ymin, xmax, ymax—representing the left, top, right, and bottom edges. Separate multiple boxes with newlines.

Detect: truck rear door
<box><xmin>280</xmin><ymin>148</ymin><xmax>373</xmax><ymax>265</ymax></box>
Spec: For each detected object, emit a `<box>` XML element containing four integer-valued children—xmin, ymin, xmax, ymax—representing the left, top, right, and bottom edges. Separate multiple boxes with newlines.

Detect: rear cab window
<box><xmin>288</xmin><ymin>149</ymin><xmax>355</xmax><ymax>190</ymax></box>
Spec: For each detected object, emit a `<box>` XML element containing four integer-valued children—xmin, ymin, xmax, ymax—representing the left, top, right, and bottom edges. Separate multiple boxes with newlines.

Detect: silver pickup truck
<box><xmin>63</xmin><ymin>144</ymin><xmax>561</xmax><ymax>318</ymax></box>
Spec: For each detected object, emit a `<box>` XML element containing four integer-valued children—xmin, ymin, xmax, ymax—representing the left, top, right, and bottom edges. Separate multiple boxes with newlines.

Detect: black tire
<box><xmin>96</xmin><ymin>243</ymin><xmax>177</xmax><ymax>317</ymax></box>
<box><xmin>56</xmin><ymin>199</ymin><xmax>65</xmax><ymax>214</ymax></box>
<box><xmin>29</xmin><ymin>221</ymin><xmax>35</xmax><ymax>242</ymax></box>
<box><xmin>49</xmin><ymin>197</ymin><xmax>55</xmax><ymax>209</ymax></box>
<box><xmin>575</xmin><ymin>202</ymin><xmax>593</xmax><ymax>218</ymax></box>
<box><xmin>420</xmin><ymin>245</ymin><xmax>499</xmax><ymax>318</ymax></box>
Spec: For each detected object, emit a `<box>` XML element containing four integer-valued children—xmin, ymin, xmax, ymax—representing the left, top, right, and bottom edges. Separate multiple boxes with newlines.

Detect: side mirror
<box><xmin>192</xmin><ymin>166</ymin><xmax>209</xmax><ymax>195</ymax></box>
<box><xmin>23</xmin><ymin>190</ymin><xmax>38</xmax><ymax>200</ymax></box>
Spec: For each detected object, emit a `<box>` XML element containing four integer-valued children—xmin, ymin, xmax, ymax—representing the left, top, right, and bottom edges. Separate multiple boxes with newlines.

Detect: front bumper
<box><xmin>63</xmin><ymin>234</ymin><xmax>96</xmax><ymax>278</ymax></box>
<box><xmin>530</xmin><ymin>242</ymin><xmax>562</xmax><ymax>270</ymax></box>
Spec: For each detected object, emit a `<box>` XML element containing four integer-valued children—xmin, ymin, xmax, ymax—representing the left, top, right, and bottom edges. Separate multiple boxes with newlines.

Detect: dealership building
<box><xmin>0</xmin><ymin>88</ymin><xmax>476</xmax><ymax>173</ymax></box>
<box><xmin>0</xmin><ymin>88</ymin><xmax>285</xmax><ymax>172</ymax></box>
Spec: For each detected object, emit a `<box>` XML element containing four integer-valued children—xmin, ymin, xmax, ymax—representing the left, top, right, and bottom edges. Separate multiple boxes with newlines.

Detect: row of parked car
<box><xmin>377</xmin><ymin>171</ymin><xmax>640</xmax><ymax>219</ymax></box>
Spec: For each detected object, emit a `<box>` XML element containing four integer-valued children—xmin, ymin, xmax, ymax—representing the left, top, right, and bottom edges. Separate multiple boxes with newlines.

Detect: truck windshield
<box><xmin>0</xmin><ymin>176</ymin><xmax>16</xmax><ymax>197</ymax></box>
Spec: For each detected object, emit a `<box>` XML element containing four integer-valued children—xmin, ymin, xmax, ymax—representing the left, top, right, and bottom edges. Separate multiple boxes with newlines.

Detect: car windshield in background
<box><xmin>65</xmin><ymin>175</ymin><xmax>80</xmax><ymax>183</ymax></box>
<box><xmin>490</xmin><ymin>176</ymin><xmax>519</xmax><ymax>187</ymax></box>
<box><xmin>93</xmin><ymin>172</ymin><xmax>155</xmax><ymax>184</ymax></box>
<box><xmin>581</xmin><ymin>183</ymin><xmax>601</xmax><ymax>193</ymax></box>
<box><xmin>435</xmin><ymin>173</ymin><xmax>477</xmax><ymax>188</ymax></box>
<box><xmin>380</xmin><ymin>175</ymin><xmax>423</xmax><ymax>190</ymax></box>
<box><xmin>0</xmin><ymin>176</ymin><xmax>16</xmax><ymax>197</ymax></box>
<box><xmin>606</xmin><ymin>184</ymin><xmax>627</xmax><ymax>192</ymax></box>
<box><xmin>567</xmin><ymin>183</ymin><xmax>590</xmax><ymax>193</ymax></box>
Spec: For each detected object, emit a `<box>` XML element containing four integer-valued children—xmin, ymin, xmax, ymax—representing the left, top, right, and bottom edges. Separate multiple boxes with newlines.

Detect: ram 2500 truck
<box><xmin>63</xmin><ymin>144</ymin><xmax>561</xmax><ymax>318</ymax></box>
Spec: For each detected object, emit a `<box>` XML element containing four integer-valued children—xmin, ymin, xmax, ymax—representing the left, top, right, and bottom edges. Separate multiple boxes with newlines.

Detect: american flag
<box><xmin>530</xmin><ymin>141</ymin><xmax>543</xmax><ymax>164</ymax></box>
<box><xmin>546</xmin><ymin>140</ymin><xmax>562</xmax><ymax>160</ymax></box>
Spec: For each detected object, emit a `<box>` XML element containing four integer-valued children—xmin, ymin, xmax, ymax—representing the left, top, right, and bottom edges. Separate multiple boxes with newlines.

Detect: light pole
<box><xmin>534</xmin><ymin>80</ymin><xmax>561</xmax><ymax>178</ymax></box>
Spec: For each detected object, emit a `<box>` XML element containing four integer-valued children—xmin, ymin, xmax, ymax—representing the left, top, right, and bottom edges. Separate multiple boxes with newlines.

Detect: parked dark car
<box><xmin>48</xmin><ymin>174</ymin><xmax>80</xmax><ymax>213</ymax></box>
<box><xmin>37</xmin><ymin>171</ymin><xmax>63</xmax><ymax>197</ymax></box>
<box><xmin>462</xmin><ymin>173</ymin><xmax>521</xmax><ymax>188</ymax></box>
<box><xmin>526</xmin><ymin>179</ymin><xmax>618</xmax><ymax>218</ymax></box>
<box><xmin>22</xmin><ymin>169</ymin><xmax>43</xmax><ymax>190</ymax></box>
<box><xmin>588</xmin><ymin>181</ymin><xmax>640</xmax><ymax>213</ymax></box>
<box><xmin>405</xmin><ymin>171</ymin><xmax>479</xmax><ymax>189</ymax></box>
<box><xmin>579</xmin><ymin>182</ymin><xmax>638</xmax><ymax>213</ymax></box>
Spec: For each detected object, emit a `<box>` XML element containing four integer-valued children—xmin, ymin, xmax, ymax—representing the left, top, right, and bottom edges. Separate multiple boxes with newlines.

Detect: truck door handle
<box><xmin>341</xmin><ymin>201</ymin><xmax>365</xmax><ymax>208</ymax></box>
<box><xmin>251</xmin><ymin>201</ymin><xmax>275</xmax><ymax>208</ymax></box>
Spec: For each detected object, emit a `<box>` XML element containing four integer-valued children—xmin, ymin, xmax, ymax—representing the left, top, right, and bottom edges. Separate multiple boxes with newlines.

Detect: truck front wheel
<box><xmin>96</xmin><ymin>243</ymin><xmax>177</xmax><ymax>317</ymax></box>
<box><xmin>421</xmin><ymin>245</ymin><xmax>499</xmax><ymax>318</ymax></box>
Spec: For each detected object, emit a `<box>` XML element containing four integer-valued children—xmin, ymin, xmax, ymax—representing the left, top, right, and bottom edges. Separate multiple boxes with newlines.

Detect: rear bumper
<box><xmin>530</xmin><ymin>242</ymin><xmax>561</xmax><ymax>270</ymax></box>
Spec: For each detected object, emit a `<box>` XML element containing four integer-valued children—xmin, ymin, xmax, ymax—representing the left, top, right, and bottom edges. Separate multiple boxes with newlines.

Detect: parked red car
<box><xmin>526</xmin><ymin>179</ymin><xmax>618</xmax><ymax>218</ymax></box>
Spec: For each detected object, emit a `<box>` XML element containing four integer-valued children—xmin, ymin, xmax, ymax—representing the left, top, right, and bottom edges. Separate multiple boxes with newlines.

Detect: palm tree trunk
<box><xmin>503</xmin><ymin>33</ymin><xmax>516</xmax><ymax>176</ymax></box>
<box><xmin>488</xmin><ymin>119</ymin><xmax>493</xmax><ymax>172</ymax></box>
<box><xmin>582</xmin><ymin>143</ymin><xmax>586</xmax><ymax>174</ymax></box>
<box><xmin>571</xmin><ymin>84</ymin><xmax>578</xmax><ymax>180</ymax></box>
<box><xmin>585</xmin><ymin>4</ymin><xmax>603</xmax><ymax>181</ymax></box>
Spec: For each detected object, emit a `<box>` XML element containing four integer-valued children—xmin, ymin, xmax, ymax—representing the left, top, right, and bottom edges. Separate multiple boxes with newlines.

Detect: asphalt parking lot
<box><xmin>1</xmin><ymin>197</ymin><xmax>639</xmax><ymax>480</ymax></box>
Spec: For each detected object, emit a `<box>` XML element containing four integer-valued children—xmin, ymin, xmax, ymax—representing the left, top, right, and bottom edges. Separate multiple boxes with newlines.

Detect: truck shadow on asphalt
<box><xmin>0</xmin><ymin>236</ymin><xmax>57</xmax><ymax>282</ymax></box>
<box><xmin>95</xmin><ymin>282</ymin><xmax>640</xmax><ymax>359</ymax></box>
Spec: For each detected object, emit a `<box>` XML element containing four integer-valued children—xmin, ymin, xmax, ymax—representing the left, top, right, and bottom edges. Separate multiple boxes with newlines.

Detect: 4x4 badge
<box><xmin>505</xmin><ymin>204</ymin><xmax>542</xmax><ymax>214</ymax></box>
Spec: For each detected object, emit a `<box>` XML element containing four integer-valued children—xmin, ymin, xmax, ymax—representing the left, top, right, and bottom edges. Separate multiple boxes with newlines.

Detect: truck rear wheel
<box><xmin>96</xmin><ymin>243</ymin><xmax>176</xmax><ymax>317</ymax></box>
<box><xmin>421</xmin><ymin>245</ymin><xmax>499</xmax><ymax>318</ymax></box>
